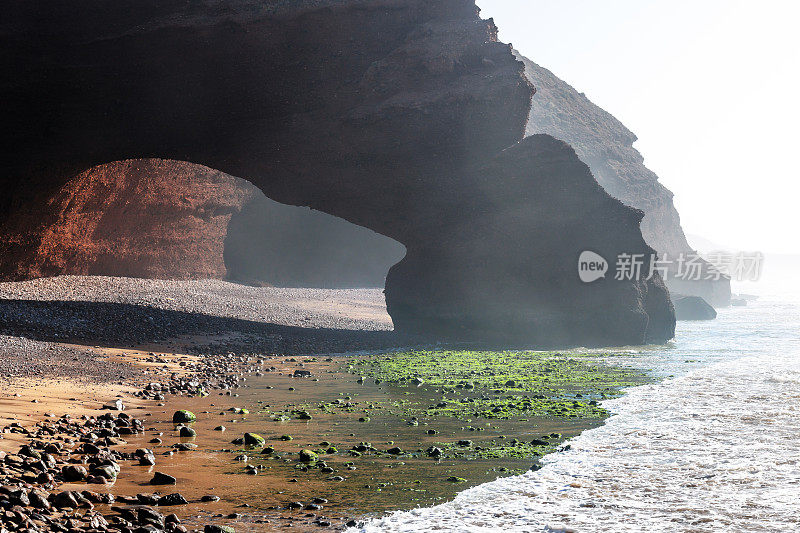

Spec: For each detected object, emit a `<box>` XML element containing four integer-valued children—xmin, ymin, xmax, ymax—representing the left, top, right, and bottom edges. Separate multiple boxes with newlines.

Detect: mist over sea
<box><xmin>354</xmin><ymin>263</ymin><xmax>800</xmax><ymax>532</ymax></box>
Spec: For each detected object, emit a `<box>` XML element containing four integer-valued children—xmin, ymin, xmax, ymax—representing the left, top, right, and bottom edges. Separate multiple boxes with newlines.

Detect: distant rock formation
<box><xmin>516</xmin><ymin>52</ymin><xmax>731</xmax><ymax>307</ymax></box>
<box><xmin>1</xmin><ymin>0</ymin><xmax>675</xmax><ymax>346</ymax></box>
<box><xmin>673</xmin><ymin>296</ymin><xmax>717</xmax><ymax>320</ymax></box>
<box><xmin>0</xmin><ymin>159</ymin><xmax>405</xmax><ymax>287</ymax></box>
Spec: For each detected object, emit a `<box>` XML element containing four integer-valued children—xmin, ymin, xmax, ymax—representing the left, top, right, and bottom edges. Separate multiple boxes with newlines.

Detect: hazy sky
<box><xmin>478</xmin><ymin>0</ymin><xmax>799</xmax><ymax>254</ymax></box>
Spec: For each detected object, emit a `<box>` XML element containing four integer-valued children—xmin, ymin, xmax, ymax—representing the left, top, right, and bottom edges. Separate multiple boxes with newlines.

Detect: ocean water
<box><xmin>353</xmin><ymin>293</ymin><xmax>800</xmax><ymax>532</ymax></box>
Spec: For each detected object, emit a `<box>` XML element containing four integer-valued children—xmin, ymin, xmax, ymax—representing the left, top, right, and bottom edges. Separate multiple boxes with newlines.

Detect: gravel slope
<box><xmin>0</xmin><ymin>276</ymin><xmax>399</xmax><ymax>382</ymax></box>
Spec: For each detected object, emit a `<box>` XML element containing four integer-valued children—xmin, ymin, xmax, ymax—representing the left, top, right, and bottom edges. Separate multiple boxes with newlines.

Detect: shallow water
<box><xmin>92</xmin><ymin>353</ymin><xmax>595</xmax><ymax>531</ymax></box>
<box><xmin>356</xmin><ymin>295</ymin><xmax>800</xmax><ymax>532</ymax></box>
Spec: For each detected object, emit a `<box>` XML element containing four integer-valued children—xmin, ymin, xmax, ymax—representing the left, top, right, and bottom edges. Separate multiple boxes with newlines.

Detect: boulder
<box><xmin>298</xmin><ymin>449</ymin><xmax>318</xmax><ymax>463</ymax></box>
<box><xmin>158</xmin><ymin>493</ymin><xmax>188</xmax><ymax>506</ymax></box>
<box><xmin>243</xmin><ymin>433</ymin><xmax>265</xmax><ymax>446</ymax></box>
<box><xmin>150</xmin><ymin>472</ymin><xmax>177</xmax><ymax>485</ymax></box>
<box><xmin>172</xmin><ymin>410</ymin><xmax>196</xmax><ymax>424</ymax></box>
<box><xmin>62</xmin><ymin>464</ymin><xmax>87</xmax><ymax>482</ymax></box>
<box><xmin>205</xmin><ymin>526</ymin><xmax>235</xmax><ymax>533</ymax></box>
<box><xmin>673</xmin><ymin>296</ymin><xmax>717</xmax><ymax>320</ymax></box>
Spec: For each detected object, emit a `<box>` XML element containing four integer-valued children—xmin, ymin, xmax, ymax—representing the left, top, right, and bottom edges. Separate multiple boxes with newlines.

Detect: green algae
<box><xmin>348</xmin><ymin>349</ymin><xmax>647</xmax><ymax>422</ymax></box>
<box><xmin>207</xmin><ymin>349</ymin><xmax>651</xmax><ymax>523</ymax></box>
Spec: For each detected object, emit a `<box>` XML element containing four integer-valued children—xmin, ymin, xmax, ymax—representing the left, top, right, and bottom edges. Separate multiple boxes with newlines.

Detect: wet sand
<box><xmin>0</xmin><ymin>276</ymin><xmax>638</xmax><ymax>532</ymax></box>
<box><xmin>1</xmin><ymin>348</ymin><xmax>594</xmax><ymax>531</ymax></box>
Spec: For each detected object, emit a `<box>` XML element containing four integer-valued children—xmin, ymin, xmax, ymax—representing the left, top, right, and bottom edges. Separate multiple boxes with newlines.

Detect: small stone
<box><xmin>150</xmin><ymin>471</ymin><xmax>177</xmax><ymax>485</ymax></box>
<box><xmin>104</xmin><ymin>399</ymin><xmax>125</xmax><ymax>411</ymax></box>
<box><xmin>172</xmin><ymin>410</ymin><xmax>196</xmax><ymax>424</ymax></box>
<box><xmin>299</xmin><ymin>449</ymin><xmax>318</xmax><ymax>463</ymax></box>
<box><xmin>243</xmin><ymin>433</ymin><xmax>265</xmax><ymax>446</ymax></box>
<box><xmin>62</xmin><ymin>464</ymin><xmax>88</xmax><ymax>482</ymax></box>
<box><xmin>159</xmin><ymin>493</ymin><xmax>188</xmax><ymax>506</ymax></box>
<box><xmin>426</xmin><ymin>446</ymin><xmax>442</xmax><ymax>457</ymax></box>
<box><xmin>204</xmin><ymin>527</ymin><xmax>235</xmax><ymax>533</ymax></box>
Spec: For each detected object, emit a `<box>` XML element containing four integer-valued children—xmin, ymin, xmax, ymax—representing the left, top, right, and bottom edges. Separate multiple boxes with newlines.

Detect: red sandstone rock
<box><xmin>0</xmin><ymin>159</ymin><xmax>256</xmax><ymax>281</ymax></box>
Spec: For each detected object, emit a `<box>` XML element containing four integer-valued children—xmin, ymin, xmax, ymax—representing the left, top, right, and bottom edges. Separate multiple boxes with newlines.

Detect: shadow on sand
<box><xmin>0</xmin><ymin>299</ymin><xmax>405</xmax><ymax>355</ymax></box>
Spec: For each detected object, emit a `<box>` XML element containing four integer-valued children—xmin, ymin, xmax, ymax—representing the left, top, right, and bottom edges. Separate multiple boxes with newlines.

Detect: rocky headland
<box><xmin>517</xmin><ymin>53</ymin><xmax>730</xmax><ymax>307</ymax></box>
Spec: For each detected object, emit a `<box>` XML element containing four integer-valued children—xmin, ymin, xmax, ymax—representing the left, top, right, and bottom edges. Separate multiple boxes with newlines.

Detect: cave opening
<box><xmin>0</xmin><ymin>158</ymin><xmax>406</xmax><ymax>290</ymax></box>
<box><xmin>222</xmin><ymin>179</ymin><xmax>407</xmax><ymax>289</ymax></box>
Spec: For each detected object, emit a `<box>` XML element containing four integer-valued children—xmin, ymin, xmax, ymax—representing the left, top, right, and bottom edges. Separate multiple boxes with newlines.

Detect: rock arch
<box><xmin>1</xmin><ymin>0</ymin><xmax>675</xmax><ymax>346</ymax></box>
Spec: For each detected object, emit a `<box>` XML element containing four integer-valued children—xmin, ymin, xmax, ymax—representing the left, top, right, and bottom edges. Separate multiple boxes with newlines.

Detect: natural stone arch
<box><xmin>1</xmin><ymin>0</ymin><xmax>675</xmax><ymax>346</ymax></box>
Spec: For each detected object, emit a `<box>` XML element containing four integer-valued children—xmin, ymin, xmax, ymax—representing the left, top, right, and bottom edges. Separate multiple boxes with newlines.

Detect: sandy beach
<box><xmin>0</xmin><ymin>276</ymin><xmax>641</xmax><ymax>532</ymax></box>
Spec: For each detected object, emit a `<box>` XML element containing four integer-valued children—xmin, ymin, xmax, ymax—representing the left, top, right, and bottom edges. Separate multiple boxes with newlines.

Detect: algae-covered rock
<box><xmin>447</xmin><ymin>476</ymin><xmax>467</xmax><ymax>483</ymax></box>
<box><xmin>173</xmin><ymin>410</ymin><xmax>196</xmax><ymax>424</ymax></box>
<box><xmin>299</xmin><ymin>449</ymin><xmax>318</xmax><ymax>463</ymax></box>
<box><xmin>243</xmin><ymin>433</ymin><xmax>265</xmax><ymax>446</ymax></box>
<box><xmin>426</xmin><ymin>446</ymin><xmax>442</xmax><ymax>457</ymax></box>
<box><xmin>205</xmin><ymin>526</ymin><xmax>235</xmax><ymax>533</ymax></box>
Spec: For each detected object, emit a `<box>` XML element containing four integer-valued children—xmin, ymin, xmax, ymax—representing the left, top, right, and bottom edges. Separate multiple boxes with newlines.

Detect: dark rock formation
<box><xmin>0</xmin><ymin>158</ymin><xmax>404</xmax><ymax>286</ymax></box>
<box><xmin>516</xmin><ymin>53</ymin><xmax>731</xmax><ymax>307</ymax></box>
<box><xmin>386</xmin><ymin>134</ymin><xmax>675</xmax><ymax>345</ymax></box>
<box><xmin>673</xmin><ymin>296</ymin><xmax>717</xmax><ymax>320</ymax></box>
<box><xmin>1</xmin><ymin>0</ymin><xmax>675</xmax><ymax>346</ymax></box>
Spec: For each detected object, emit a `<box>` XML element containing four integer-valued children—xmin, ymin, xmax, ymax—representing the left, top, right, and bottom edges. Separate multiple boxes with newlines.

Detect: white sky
<box><xmin>478</xmin><ymin>0</ymin><xmax>800</xmax><ymax>254</ymax></box>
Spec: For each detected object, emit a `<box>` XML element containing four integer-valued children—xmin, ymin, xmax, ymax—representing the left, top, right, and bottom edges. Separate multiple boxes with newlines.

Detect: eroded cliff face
<box><xmin>0</xmin><ymin>160</ymin><xmax>253</xmax><ymax>280</ymax></box>
<box><xmin>1</xmin><ymin>0</ymin><xmax>676</xmax><ymax>346</ymax></box>
<box><xmin>517</xmin><ymin>53</ymin><xmax>731</xmax><ymax>306</ymax></box>
<box><xmin>0</xmin><ymin>159</ymin><xmax>405</xmax><ymax>287</ymax></box>
<box><xmin>386</xmin><ymin>134</ymin><xmax>675</xmax><ymax>346</ymax></box>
